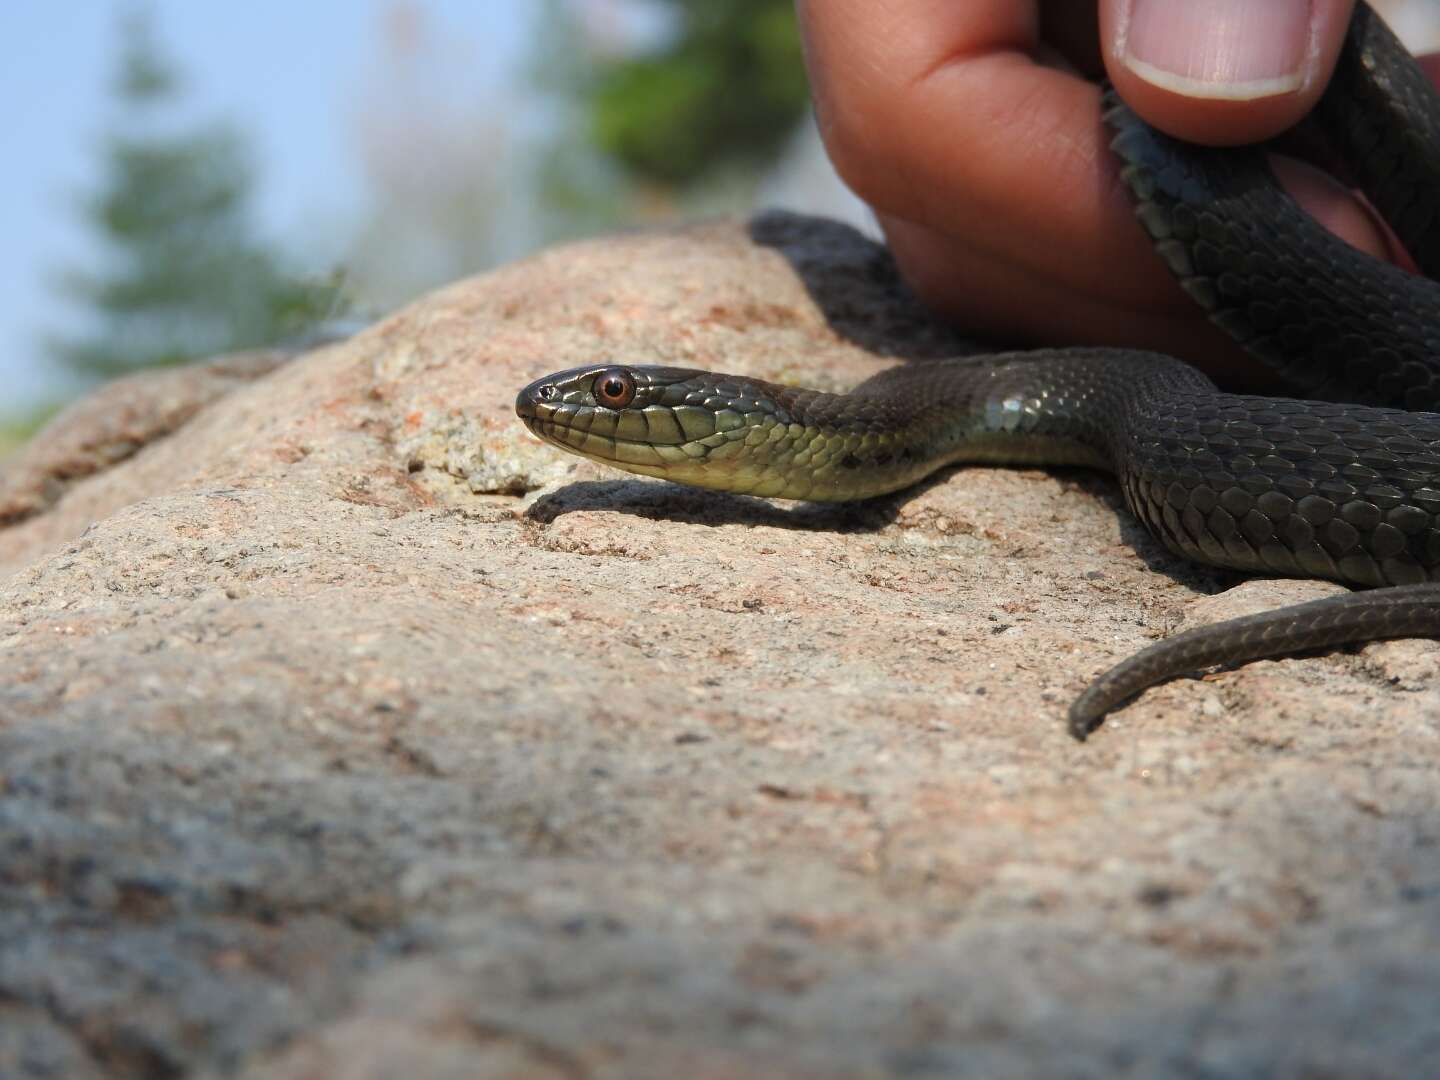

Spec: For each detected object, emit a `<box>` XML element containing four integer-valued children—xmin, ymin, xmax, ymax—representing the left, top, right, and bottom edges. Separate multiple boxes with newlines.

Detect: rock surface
<box><xmin>1</xmin><ymin>213</ymin><xmax>1437</xmax><ymax>1078</ymax></box>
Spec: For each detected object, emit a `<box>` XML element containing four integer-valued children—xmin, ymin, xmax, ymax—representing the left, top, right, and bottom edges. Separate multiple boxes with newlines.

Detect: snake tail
<box><xmin>1068</xmin><ymin>583</ymin><xmax>1440</xmax><ymax>739</ymax></box>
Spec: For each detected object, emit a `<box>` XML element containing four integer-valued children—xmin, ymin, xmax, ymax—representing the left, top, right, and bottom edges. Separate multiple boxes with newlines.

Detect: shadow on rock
<box><xmin>525</xmin><ymin>477</ymin><xmax>901</xmax><ymax>534</ymax></box>
<box><xmin>1055</xmin><ymin>468</ymin><xmax>1237</xmax><ymax>595</ymax></box>
<box><xmin>747</xmin><ymin>210</ymin><xmax>993</xmax><ymax>362</ymax></box>
<box><xmin>523</xmin><ymin>468</ymin><xmax>1225</xmax><ymax>595</ymax></box>
<box><xmin>530</xmin><ymin>464</ymin><xmax>1229</xmax><ymax>595</ymax></box>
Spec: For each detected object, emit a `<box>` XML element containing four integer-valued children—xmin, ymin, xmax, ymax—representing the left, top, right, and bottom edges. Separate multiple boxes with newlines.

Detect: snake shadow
<box><xmin>527</xmin><ymin>468</ymin><xmax>1234</xmax><ymax>596</ymax></box>
<box><xmin>1054</xmin><ymin>469</ymin><xmax>1237</xmax><ymax>594</ymax></box>
<box><xmin>525</xmin><ymin>477</ymin><xmax>902</xmax><ymax>534</ymax></box>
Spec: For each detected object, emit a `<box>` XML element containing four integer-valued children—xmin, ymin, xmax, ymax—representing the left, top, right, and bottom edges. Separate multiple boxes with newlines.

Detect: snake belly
<box><xmin>516</xmin><ymin>1</ymin><xmax>1440</xmax><ymax>738</ymax></box>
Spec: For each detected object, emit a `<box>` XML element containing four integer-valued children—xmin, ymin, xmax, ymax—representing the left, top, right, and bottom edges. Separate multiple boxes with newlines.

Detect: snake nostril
<box><xmin>537</xmin><ymin>384</ymin><xmax>558</xmax><ymax>401</ymax></box>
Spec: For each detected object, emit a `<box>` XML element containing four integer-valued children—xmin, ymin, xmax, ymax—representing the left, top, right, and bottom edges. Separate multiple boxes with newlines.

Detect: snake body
<box><xmin>517</xmin><ymin>3</ymin><xmax>1440</xmax><ymax>738</ymax></box>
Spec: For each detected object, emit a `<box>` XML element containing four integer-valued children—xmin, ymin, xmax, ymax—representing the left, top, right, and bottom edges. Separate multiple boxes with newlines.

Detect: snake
<box><xmin>515</xmin><ymin>2</ymin><xmax>1440</xmax><ymax>740</ymax></box>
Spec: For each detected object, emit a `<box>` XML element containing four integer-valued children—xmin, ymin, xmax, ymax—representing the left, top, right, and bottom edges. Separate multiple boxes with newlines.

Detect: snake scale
<box><xmin>516</xmin><ymin>2</ymin><xmax>1440</xmax><ymax>739</ymax></box>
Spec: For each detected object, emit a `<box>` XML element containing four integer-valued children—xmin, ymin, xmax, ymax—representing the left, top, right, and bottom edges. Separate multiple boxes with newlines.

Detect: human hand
<box><xmin>796</xmin><ymin>0</ymin><xmax>1424</xmax><ymax>387</ymax></box>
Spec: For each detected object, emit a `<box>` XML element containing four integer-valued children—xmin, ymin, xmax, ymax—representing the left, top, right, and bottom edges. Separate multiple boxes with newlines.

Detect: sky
<box><xmin>0</xmin><ymin>1</ymin><xmax>539</xmax><ymax>411</ymax></box>
<box><xmin>7</xmin><ymin>3</ymin><xmax>1440</xmax><ymax>418</ymax></box>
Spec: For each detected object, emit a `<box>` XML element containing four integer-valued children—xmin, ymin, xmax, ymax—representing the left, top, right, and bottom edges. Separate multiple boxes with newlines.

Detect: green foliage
<box><xmin>591</xmin><ymin>0</ymin><xmax>810</xmax><ymax>189</ymax></box>
<box><xmin>50</xmin><ymin>9</ymin><xmax>343</xmax><ymax>380</ymax></box>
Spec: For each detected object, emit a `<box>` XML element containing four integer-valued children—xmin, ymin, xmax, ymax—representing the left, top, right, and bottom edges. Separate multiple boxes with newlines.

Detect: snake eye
<box><xmin>593</xmin><ymin>368</ymin><xmax>636</xmax><ymax>409</ymax></box>
<box><xmin>536</xmin><ymin>384</ymin><xmax>558</xmax><ymax>401</ymax></box>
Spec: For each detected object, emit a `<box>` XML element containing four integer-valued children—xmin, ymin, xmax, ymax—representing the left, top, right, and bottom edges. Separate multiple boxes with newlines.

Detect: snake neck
<box><xmin>675</xmin><ymin>349</ymin><xmax>1217</xmax><ymax>503</ymax></box>
<box><xmin>838</xmin><ymin>347</ymin><xmax>1219</xmax><ymax>479</ymax></box>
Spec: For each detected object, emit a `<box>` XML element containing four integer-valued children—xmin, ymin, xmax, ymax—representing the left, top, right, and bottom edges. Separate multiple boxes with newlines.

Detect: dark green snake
<box><xmin>516</xmin><ymin>2</ymin><xmax>1440</xmax><ymax>740</ymax></box>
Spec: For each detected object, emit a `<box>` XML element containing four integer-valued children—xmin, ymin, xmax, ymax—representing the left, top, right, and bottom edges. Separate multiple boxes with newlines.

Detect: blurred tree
<box><xmin>345</xmin><ymin>2</ymin><xmax>532</xmax><ymax>308</ymax></box>
<box><xmin>589</xmin><ymin>0</ymin><xmax>809</xmax><ymax>189</ymax></box>
<box><xmin>530</xmin><ymin>0</ymin><xmax>631</xmax><ymax>243</ymax></box>
<box><xmin>49</xmin><ymin>8</ymin><xmax>343</xmax><ymax>379</ymax></box>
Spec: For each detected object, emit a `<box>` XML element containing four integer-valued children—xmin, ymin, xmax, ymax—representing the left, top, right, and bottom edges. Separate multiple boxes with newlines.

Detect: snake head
<box><xmin>515</xmin><ymin>363</ymin><xmax>818</xmax><ymax>494</ymax></box>
<box><xmin>516</xmin><ymin>363</ymin><xmax>743</xmax><ymax>469</ymax></box>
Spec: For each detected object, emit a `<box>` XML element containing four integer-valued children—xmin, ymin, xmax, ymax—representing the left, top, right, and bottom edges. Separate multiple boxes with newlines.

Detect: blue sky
<box><xmin>0</xmin><ymin>1</ymin><xmax>537</xmax><ymax>410</ymax></box>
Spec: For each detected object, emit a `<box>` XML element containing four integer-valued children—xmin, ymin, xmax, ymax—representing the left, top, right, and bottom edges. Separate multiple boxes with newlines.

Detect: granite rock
<box><xmin>1</xmin><ymin>213</ymin><xmax>1437</xmax><ymax>1078</ymax></box>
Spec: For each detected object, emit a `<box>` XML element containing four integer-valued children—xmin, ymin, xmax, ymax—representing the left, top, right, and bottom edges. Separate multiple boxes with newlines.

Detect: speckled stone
<box><xmin>0</xmin><ymin>215</ymin><xmax>1437</xmax><ymax>1079</ymax></box>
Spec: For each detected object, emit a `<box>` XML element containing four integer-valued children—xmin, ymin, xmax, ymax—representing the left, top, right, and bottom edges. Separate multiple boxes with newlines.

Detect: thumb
<box><xmin>1100</xmin><ymin>0</ymin><xmax>1359</xmax><ymax>145</ymax></box>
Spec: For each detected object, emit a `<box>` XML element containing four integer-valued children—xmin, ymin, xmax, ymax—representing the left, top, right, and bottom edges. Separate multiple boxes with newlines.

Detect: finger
<box><xmin>798</xmin><ymin>0</ymin><xmax>1404</xmax><ymax>388</ymax></box>
<box><xmin>879</xmin><ymin>146</ymin><xmax>1401</xmax><ymax>388</ymax></box>
<box><xmin>797</xmin><ymin>0</ymin><xmax>1164</xmax><ymax>309</ymax></box>
<box><xmin>1100</xmin><ymin>0</ymin><xmax>1359</xmax><ymax>144</ymax></box>
<box><xmin>878</xmin><ymin>212</ymin><xmax>1281</xmax><ymax>391</ymax></box>
<box><xmin>1271</xmin><ymin>156</ymin><xmax>1413</xmax><ymax>270</ymax></box>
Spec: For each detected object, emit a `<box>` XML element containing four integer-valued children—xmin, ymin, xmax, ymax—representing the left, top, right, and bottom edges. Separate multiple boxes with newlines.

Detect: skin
<box><xmin>795</xmin><ymin>0</ymin><xmax>1440</xmax><ymax>391</ymax></box>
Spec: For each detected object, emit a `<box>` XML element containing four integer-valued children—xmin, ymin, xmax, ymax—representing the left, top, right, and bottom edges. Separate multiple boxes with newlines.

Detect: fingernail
<box><xmin>1116</xmin><ymin>0</ymin><xmax>1317</xmax><ymax>100</ymax></box>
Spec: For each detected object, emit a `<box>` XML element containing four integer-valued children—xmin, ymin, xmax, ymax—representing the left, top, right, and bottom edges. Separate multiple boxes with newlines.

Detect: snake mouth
<box><xmin>520</xmin><ymin>409</ymin><xmax>719</xmax><ymax>473</ymax></box>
